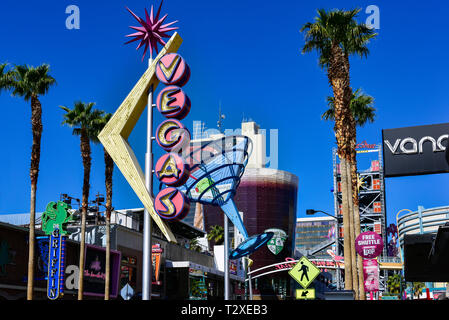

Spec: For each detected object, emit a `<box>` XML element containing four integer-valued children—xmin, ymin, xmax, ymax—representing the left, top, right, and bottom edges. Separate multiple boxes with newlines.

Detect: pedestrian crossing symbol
<box><xmin>288</xmin><ymin>256</ymin><xmax>321</xmax><ymax>289</ymax></box>
<box><xmin>296</xmin><ymin>288</ymin><xmax>316</xmax><ymax>300</ymax></box>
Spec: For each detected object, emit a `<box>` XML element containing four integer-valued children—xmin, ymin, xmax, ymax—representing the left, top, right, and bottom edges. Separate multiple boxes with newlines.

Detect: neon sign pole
<box><xmin>142</xmin><ymin>61</ymin><xmax>154</xmax><ymax>301</ymax></box>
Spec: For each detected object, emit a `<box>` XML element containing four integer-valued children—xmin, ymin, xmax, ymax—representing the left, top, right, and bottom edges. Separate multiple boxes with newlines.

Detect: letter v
<box><xmin>384</xmin><ymin>139</ymin><xmax>400</xmax><ymax>154</ymax></box>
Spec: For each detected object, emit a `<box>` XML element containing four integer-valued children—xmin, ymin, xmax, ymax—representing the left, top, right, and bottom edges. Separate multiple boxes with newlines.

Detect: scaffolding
<box><xmin>332</xmin><ymin>144</ymin><xmax>389</xmax><ymax>291</ymax></box>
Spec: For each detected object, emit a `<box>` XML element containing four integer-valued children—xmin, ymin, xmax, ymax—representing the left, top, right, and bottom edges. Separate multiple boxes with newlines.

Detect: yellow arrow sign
<box><xmin>288</xmin><ymin>256</ymin><xmax>321</xmax><ymax>289</ymax></box>
<box><xmin>296</xmin><ymin>288</ymin><xmax>315</xmax><ymax>300</ymax></box>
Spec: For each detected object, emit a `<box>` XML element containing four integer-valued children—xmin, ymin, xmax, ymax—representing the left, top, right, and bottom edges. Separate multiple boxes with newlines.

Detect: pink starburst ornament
<box><xmin>125</xmin><ymin>1</ymin><xmax>179</xmax><ymax>61</ymax></box>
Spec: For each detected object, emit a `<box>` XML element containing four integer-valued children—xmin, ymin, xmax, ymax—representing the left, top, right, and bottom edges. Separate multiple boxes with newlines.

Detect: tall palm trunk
<box><xmin>78</xmin><ymin>129</ymin><xmax>91</xmax><ymax>300</ymax></box>
<box><xmin>104</xmin><ymin>148</ymin><xmax>114</xmax><ymax>300</ymax></box>
<box><xmin>350</xmin><ymin>136</ymin><xmax>366</xmax><ymax>300</ymax></box>
<box><xmin>328</xmin><ymin>43</ymin><xmax>355</xmax><ymax>291</ymax></box>
<box><xmin>339</xmin><ymin>158</ymin><xmax>352</xmax><ymax>290</ymax></box>
<box><xmin>344</xmin><ymin>48</ymin><xmax>365</xmax><ymax>299</ymax></box>
<box><xmin>27</xmin><ymin>94</ymin><xmax>42</xmax><ymax>300</ymax></box>
<box><xmin>346</xmin><ymin>161</ymin><xmax>359</xmax><ymax>298</ymax></box>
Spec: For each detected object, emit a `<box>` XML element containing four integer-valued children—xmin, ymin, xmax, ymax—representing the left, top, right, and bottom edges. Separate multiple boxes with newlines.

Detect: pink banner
<box><xmin>363</xmin><ymin>259</ymin><xmax>379</xmax><ymax>292</ymax></box>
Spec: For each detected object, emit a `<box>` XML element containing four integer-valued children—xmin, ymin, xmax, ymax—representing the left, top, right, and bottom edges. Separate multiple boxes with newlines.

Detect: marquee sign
<box><xmin>153</xmin><ymin>51</ymin><xmax>192</xmax><ymax>221</ymax></box>
<box><xmin>47</xmin><ymin>227</ymin><xmax>65</xmax><ymax>300</ymax></box>
<box><xmin>98</xmin><ymin>33</ymin><xmax>184</xmax><ymax>243</ymax></box>
<box><xmin>382</xmin><ymin>123</ymin><xmax>449</xmax><ymax>177</ymax></box>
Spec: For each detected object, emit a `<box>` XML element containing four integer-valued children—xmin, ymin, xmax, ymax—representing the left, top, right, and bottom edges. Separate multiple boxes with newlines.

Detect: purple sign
<box><xmin>83</xmin><ymin>244</ymin><xmax>121</xmax><ymax>298</ymax></box>
<box><xmin>355</xmin><ymin>231</ymin><xmax>383</xmax><ymax>258</ymax></box>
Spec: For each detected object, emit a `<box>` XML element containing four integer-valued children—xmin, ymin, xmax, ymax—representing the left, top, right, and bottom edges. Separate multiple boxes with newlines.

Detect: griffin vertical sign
<box><xmin>382</xmin><ymin>123</ymin><xmax>449</xmax><ymax>177</ymax></box>
<box><xmin>47</xmin><ymin>227</ymin><xmax>65</xmax><ymax>300</ymax></box>
<box><xmin>41</xmin><ymin>201</ymin><xmax>73</xmax><ymax>300</ymax></box>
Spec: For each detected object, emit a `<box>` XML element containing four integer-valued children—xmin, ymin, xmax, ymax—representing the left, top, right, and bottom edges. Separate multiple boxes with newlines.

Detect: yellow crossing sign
<box><xmin>288</xmin><ymin>256</ymin><xmax>321</xmax><ymax>289</ymax></box>
<box><xmin>296</xmin><ymin>288</ymin><xmax>316</xmax><ymax>300</ymax></box>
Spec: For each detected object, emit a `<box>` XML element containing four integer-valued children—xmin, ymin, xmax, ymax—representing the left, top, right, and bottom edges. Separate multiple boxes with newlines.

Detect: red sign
<box><xmin>355</xmin><ymin>231</ymin><xmax>383</xmax><ymax>258</ymax></box>
<box><xmin>154</xmin><ymin>187</ymin><xmax>190</xmax><ymax>220</ymax></box>
<box><xmin>355</xmin><ymin>141</ymin><xmax>377</xmax><ymax>149</ymax></box>
<box><xmin>156</xmin><ymin>85</ymin><xmax>191</xmax><ymax>120</ymax></box>
<box><xmin>155</xmin><ymin>153</ymin><xmax>190</xmax><ymax>187</ymax></box>
<box><xmin>363</xmin><ymin>259</ymin><xmax>379</xmax><ymax>292</ymax></box>
<box><xmin>155</xmin><ymin>53</ymin><xmax>190</xmax><ymax>87</ymax></box>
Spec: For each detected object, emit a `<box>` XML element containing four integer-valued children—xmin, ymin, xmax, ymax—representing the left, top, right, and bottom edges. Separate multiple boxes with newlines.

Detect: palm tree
<box><xmin>207</xmin><ymin>225</ymin><xmax>224</xmax><ymax>246</ymax></box>
<box><xmin>323</xmin><ymin>88</ymin><xmax>376</xmax><ymax>299</ymax></box>
<box><xmin>92</xmin><ymin>112</ymin><xmax>114</xmax><ymax>300</ymax></box>
<box><xmin>7</xmin><ymin>64</ymin><xmax>56</xmax><ymax>300</ymax></box>
<box><xmin>301</xmin><ymin>8</ymin><xmax>377</xmax><ymax>298</ymax></box>
<box><xmin>412</xmin><ymin>282</ymin><xmax>425</xmax><ymax>299</ymax></box>
<box><xmin>60</xmin><ymin>101</ymin><xmax>104</xmax><ymax>300</ymax></box>
<box><xmin>322</xmin><ymin>89</ymin><xmax>375</xmax><ymax>126</ymax></box>
<box><xmin>189</xmin><ymin>238</ymin><xmax>202</xmax><ymax>252</ymax></box>
<box><xmin>386</xmin><ymin>273</ymin><xmax>405</xmax><ymax>298</ymax></box>
<box><xmin>0</xmin><ymin>63</ymin><xmax>13</xmax><ymax>92</ymax></box>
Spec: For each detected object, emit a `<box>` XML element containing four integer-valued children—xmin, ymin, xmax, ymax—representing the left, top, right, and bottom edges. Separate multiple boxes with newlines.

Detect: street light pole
<box><xmin>224</xmin><ymin>214</ymin><xmax>230</xmax><ymax>300</ymax></box>
<box><xmin>306</xmin><ymin>209</ymin><xmax>342</xmax><ymax>290</ymax></box>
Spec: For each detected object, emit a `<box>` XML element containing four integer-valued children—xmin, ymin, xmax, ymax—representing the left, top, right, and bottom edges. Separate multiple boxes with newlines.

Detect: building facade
<box><xmin>295</xmin><ymin>216</ymin><xmax>337</xmax><ymax>259</ymax></box>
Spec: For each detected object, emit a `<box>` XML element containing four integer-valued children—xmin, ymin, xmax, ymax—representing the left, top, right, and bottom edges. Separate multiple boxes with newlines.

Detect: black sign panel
<box><xmin>382</xmin><ymin>123</ymin><xmax>449</xmax><ymax>177</ymax></box>
<box><xmin>403</xmin><ymin>233</ymin><xmax>449</xmax><ymax>282</ymax></box>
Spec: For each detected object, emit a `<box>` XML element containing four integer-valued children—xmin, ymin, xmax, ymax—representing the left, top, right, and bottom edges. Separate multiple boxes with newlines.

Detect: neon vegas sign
<box><xmin>153</xmin><ymin>53</ymin><xmax>192</xmax><ymax>220</ymax></box>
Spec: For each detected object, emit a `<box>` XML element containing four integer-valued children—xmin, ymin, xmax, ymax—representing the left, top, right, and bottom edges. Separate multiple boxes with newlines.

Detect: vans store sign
<box><xmin>382</xmin><ymin>123</ymin><xmax>449</xmax><ymax>177</ymax></box>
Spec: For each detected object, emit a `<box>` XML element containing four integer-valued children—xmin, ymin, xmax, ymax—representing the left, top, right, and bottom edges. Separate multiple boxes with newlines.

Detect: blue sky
<box><xmin>0</xmin><ymin>0</ymin><xmax>448</xmax><ymax>231</ymax></box>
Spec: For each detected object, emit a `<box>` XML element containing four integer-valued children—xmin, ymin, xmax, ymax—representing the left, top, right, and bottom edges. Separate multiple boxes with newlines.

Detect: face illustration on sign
<box><xmin>264</xmin><ymin>228</ymin><xmax>287</xmax><ymax>255</ymax></box>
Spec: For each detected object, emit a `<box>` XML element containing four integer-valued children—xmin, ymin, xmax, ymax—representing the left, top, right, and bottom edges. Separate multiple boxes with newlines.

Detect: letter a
<box><xmin>66</xmin><ymin>5</ymin><xmax>80</xmax><ymax>30</ymax></box>
<box><xmin>365</xmin><ymin>5</ymin><xmax>380</xmax><ymax>30</ymax></box>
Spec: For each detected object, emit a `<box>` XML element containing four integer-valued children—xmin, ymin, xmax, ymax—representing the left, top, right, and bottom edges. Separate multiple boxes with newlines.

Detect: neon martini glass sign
<box><xmin>177</xmin><ymin>136</ymin><xmax>274</xmax><ymax>259</ymax></box>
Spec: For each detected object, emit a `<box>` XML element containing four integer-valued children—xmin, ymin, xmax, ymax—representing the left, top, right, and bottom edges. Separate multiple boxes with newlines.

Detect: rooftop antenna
<box><xmin>217</xmin><ymin>101</ymin><xmax>225</xmax><ymax>133</ymax></box>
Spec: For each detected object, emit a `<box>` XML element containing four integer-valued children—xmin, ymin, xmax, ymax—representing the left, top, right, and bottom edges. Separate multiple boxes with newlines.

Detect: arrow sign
<box><xmin>296</xmin><ymin>288</ymin><xmax>316</xmax><ymax>300</ymax></box>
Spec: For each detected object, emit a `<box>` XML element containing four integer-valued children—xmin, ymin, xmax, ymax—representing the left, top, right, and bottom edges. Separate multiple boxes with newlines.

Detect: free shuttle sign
<box><xmin>382</xmin><ymin>123</ymin><xmax>449</xmax><ymax>177</ymax></box>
